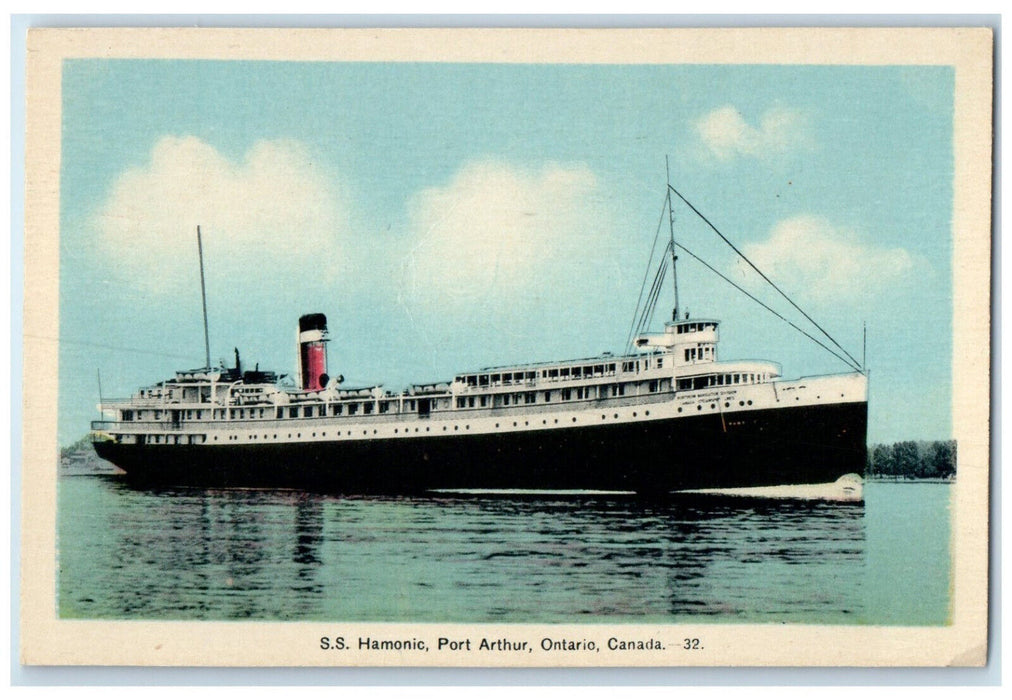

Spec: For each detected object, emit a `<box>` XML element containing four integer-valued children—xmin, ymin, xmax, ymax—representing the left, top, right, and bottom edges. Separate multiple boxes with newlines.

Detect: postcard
<box><xmin>20</xmin><ymin>26</ymin><xmax>992</xmax><ymax>668</ymax></box>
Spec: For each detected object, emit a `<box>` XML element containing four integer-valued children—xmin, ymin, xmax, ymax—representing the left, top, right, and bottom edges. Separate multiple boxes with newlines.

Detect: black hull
<box><xmin>93</xmin><ymin>401</ymin><xmax>867</xmax><ymax>494</ymax></box>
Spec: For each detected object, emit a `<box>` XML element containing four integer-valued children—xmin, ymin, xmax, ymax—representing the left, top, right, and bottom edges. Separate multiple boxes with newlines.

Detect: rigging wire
<box><xmin>625</xmin><ymin>194</ymin><xmax>672</xmax><ymax>353</ymax></box>
<box><xmin>635</xmin><ymin>240</ymin><xmax>672</xmax><ymax>340</ymax></box>
<box><xmin>638</xmin><ymin>247</ymin><xmax>668</xmax><ymax>330</ymax></box>
<box><xmin>668</xmin><ymin>184</ymin><xmax>863</xmax><ymax>370</ymax></box>
<box><xmin>673</xmin><ymin>241</ymin><xmax>863</xmax><ymax>372</ymax></box>
<box><xmin>25</xmin><ymin>333</ymin><xmax>199</xmax><ymax>362</ymax></box>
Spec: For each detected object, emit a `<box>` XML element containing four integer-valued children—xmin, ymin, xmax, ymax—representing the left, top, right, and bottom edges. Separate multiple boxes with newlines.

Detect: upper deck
<box><xmin>102</xmin><ymin>315</ymin><xmax>782</xmax><ymax>411</ymax></box>
<box><xmin>93</xmin><ymin>312</ymin><xmax>793</xmax><ymax>446</ymax></box>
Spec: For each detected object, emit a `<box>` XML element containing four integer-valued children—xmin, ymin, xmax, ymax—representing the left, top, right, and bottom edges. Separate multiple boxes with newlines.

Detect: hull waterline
<box><xmin>94</xmin><ymin>400</ymin><xmax>867</xmax><ymax>494</ymax></box>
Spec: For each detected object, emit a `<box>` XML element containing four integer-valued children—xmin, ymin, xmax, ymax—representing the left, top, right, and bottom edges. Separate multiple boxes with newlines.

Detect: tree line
<box><xmin>866</xmin><ymin>440</ymin><xmax>956</xmax><ymax>480</ymax></box>
<box><xmin>60</xmin><ymin>435</ymin><xmax>93</xmax><ymax>460</ymax></box>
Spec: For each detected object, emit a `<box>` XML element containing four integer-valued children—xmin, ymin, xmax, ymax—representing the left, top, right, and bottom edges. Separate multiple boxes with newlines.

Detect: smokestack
<box><xmin>297</xmin><ymin>313</ymin><xmax>329</xmax><ymax>391</ymax></box>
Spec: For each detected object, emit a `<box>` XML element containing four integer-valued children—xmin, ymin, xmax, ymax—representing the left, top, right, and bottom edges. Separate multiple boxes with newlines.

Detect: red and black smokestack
<box><xmin>297</xmin><ymin>313</ymin><xmax>330</xmax><ymax>391</ymax></box>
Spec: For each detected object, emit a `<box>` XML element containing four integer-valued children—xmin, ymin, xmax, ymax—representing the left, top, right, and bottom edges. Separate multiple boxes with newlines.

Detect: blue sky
<box><xmin>58</xmin><ymin>60</ymin><xmax>954</xmax><ymax>445</ymax></box>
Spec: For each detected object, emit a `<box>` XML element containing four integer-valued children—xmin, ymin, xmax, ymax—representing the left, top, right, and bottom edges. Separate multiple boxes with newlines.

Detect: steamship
<box><xmin>91</xmin><ymin>183</ymin><xmax>869</xmax><ymax>495</ymax></box>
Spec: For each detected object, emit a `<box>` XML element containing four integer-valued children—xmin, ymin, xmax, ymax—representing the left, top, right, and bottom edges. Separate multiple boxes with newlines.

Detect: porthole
<box><xmin>677</xmin><ymin>407</ymin><xmax>683</xmax><ymax>413</ymax></box>
<box><xmin>572</xmin><ymin>417</ymin><xmax>577</xmax><ymax>423</ymax></box>
<box><xmin>443</xmin><ymin>426</ymin><xmax>447</xmax><ymax>431</ymax></box>
<box><xmin>645</xmin><ymin>410</ymin><xmax>650</xmax><ymax>416</ymax></box>
<box><xmin>710</xmin><ymin>403</ymin><xmax>715</xmax><ymax>409</ymax></box>
<box><xmin>373</xmin><ymin>429</ymin><xmax>377</xmax><ymax>434</ymax></box>
<box><xmin>426</xmin><ymin>427</ymin><xmax>430</xmax><ymax>432</ymax></box>
<box><xmin>297</xmin><ymin>433</ymin><xmax>301</xmax><ymax>438</ymax></box>
<box><xmin>747</xmin><ymin>400</ymin><xmax>753</xmax><ymax>406</ymax></box>
<box><xmin>601</xmin><ymin>415</ymin><xmax>606</xmax><ymax>420</ymax></box>
<box><xmin>724</xmin><ymin>403</ymin><xmax>729</xmax><ymax>408</ymax></box>
<box><xmin>495</xmin><ymin>423</ymin><xmax>500</xmax><ymax>428</ymax></box>
<box><xmin>633</xmin><ymin>412</ymin><xmax>637</xmax><ymax>417</ymax></box>
<box><xmin>466</xmin><ymin>425</ymin><xmax>470</xmax><ymax>430</ymax></box>
<box><xmin>524</xmin><ymin>421</ymin><xmax>528</xmax><ymax>426</ymax></box>
<box><xmin>394</xmin><ymin>429</ymin><xmax>398</xmax><ymax>433</ymax></box>
<box><xmin>454</xmin><ymin>425</ymin><xmax>458</xmax><ymax>431</ymax></box>
<box><xmin>312</xmin><ymin>432</ymin><xmax>316</xmax><ymax>437</ymax></box>
<box><xmin>739</xmin><ymin>401</ymin><xmax>745</xmax><ymax>406</ymax></box>
<box><xmin>513</xmin><ymin>421</ymin><xmax>517</xmax><ymax>427</ymax></box>
<box><xmin>614</xmin><ymin>413</ymin><xmax>619</xmax><ymax>418</ymax></box>
<box><xmin>697</xmin><ymin>405</ymin><xmax>702</xmax><ymax>411</ymax></box>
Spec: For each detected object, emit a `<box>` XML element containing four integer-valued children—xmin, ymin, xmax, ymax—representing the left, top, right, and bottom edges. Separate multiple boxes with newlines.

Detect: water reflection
<box><xmin>61</xmin><ymin>476</ymin><xmax>867</xmax><ymax>622</ymax></box>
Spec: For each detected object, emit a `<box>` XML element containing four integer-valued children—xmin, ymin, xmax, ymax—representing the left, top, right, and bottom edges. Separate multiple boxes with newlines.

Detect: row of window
<box><xmin>456</xmin><ymin>360</ymin><xmax>640</xmax><ymax>388</ymax></box>
<box><xmin>622</xmin><ymin>358</ymin><xmax>666</xmax><ymax>372</ymax></box>
<box><xmin>675</xmin><ymin>321</ymin><xmax>717</xmax><ymax>334</ymax></box>
<box><xmin>675</xmin><ymin>398</ymin><xmax>756</xmax><ymax>414</ymax></box>
<box><xmin>122</xmin><ymin>398</ymin><xmax>454</xmax><ymax>423</ymax></box>
<box><xmin>138</xmin><ymin>434</ymin><xmax>206</xmax><ymax>445</ymax></box>
<box><xmin>137</xmin><ymin>388</ymin><xmax>212</xmax><ymax>402</ymax></box>
<box><xmin>121</xmin><ymin>378</ymin><xmax>673</xmax><ymax>423</ymax></box>
<box><xmin>453</xmin><ymin>380</ymin><xmax>672</xmax><ymax>409</ymax></box>
<box><xmin>683</xmin><ymin>346</ymin><xmax>714</xmax><ymax>362</ymax></box>
<box><xmin>129</xmin><ymin>406</ymin><xmax>673</xmax><ymax>445</ymax></box>
<box><xmin>123</xmin><ymin>408</ymin><xmax>216</xmax><ymax>422</ymax></box>
<box><xmin>676</xmin><ymin>372</ymin><xmax>768</xmax><ymax>391</ymax></box>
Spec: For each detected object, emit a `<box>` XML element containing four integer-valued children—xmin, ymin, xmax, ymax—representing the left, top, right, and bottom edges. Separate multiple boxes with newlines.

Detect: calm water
<box><xmin>57</xmin><ymin>478</ymin><xmax>951</xmax><ymax>625</ymax></box>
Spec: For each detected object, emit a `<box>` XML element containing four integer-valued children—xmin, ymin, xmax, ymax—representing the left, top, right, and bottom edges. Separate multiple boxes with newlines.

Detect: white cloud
<box><xmin>401</xmin><ymin>159</ymin><xmax>612</xmax><ymax>306</ymax></box>
<box><xmin>93</xmin><ymin>136</ymin><xmax>350</xmax><ymax>291</ymax></box>
<box><xmin>695</xmin><ymin>106</ymin><xmax>813</xmax><ymax>161</ymax></box>
<box><xmin>742</xmin><ymin>216</ymin><xmax>924</xmax><ymax>305</ymax></box>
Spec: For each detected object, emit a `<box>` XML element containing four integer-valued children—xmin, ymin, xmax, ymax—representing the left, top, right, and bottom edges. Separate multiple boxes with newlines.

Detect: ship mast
<box><xmin>197</xmin><ymin>225</ymin><xmax>211</xmax><ymax>370</ymax></box>
<box><xmin>666</xmin><ymin>156</ymin><xmax>680</xmax><ymax>322</ymax></box>
<box><xmin>624</xmin><ymin>161</ymin><xmax>684</xmax><ymax>353</ymax></box>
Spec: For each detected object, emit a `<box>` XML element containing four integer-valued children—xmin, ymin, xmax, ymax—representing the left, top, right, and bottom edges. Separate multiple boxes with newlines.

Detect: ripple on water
<box><xmin>57</xmin><ymin>477</ymin><xmax>949</xmax><ymax>624</ymax></box>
